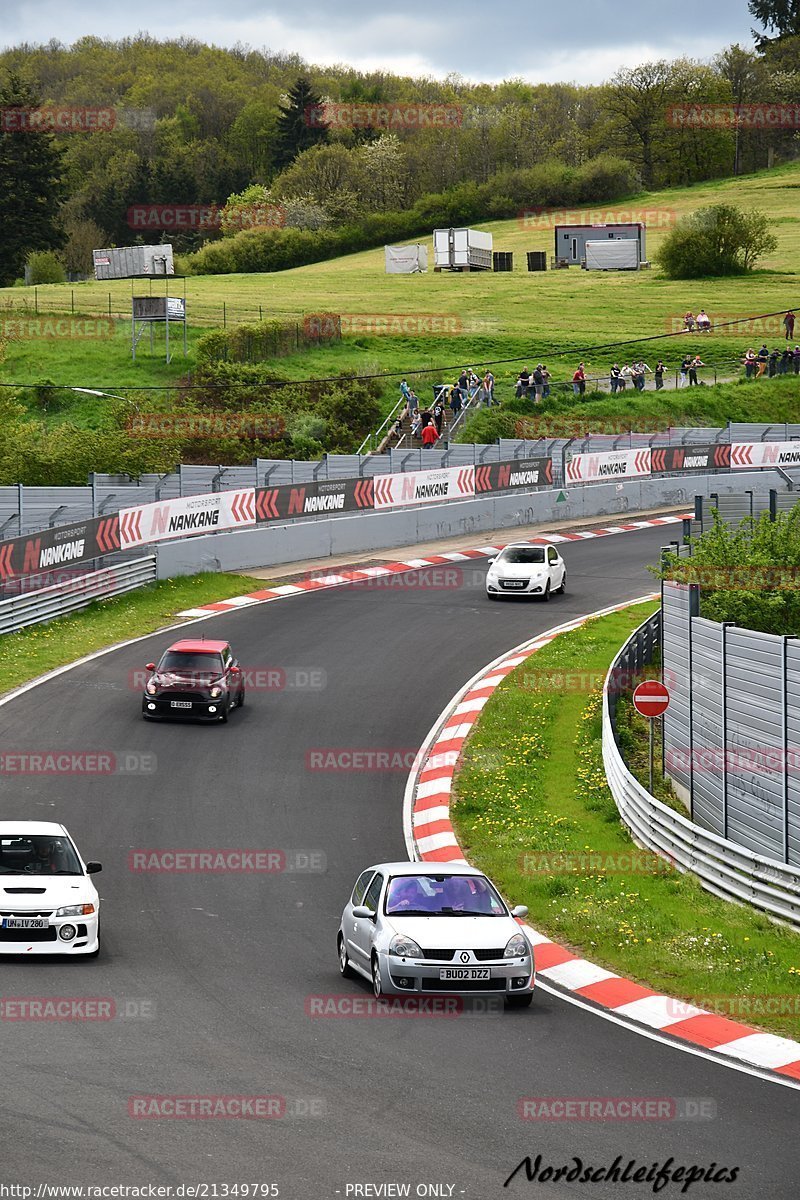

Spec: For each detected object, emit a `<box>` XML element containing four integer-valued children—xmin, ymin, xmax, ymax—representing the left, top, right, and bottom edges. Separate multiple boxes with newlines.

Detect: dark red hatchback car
<box><xmin>141</xmin><ymin>639</ymin><xmax>245</xmax><ymax>723</ymax></box>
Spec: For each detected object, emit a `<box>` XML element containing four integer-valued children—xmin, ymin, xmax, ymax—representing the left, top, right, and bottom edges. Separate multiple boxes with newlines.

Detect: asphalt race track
<box><xmin>1</xmin><ymin>523</ymin><xmax>798</xmax><ymax>1197</ymax></box>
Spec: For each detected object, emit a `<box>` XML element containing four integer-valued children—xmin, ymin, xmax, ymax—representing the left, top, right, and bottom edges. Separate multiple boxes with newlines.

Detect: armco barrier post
<box><xmin>770</xmin><ymin>489</ymin><xmax>778</xmax><ymax>522</ymax></box>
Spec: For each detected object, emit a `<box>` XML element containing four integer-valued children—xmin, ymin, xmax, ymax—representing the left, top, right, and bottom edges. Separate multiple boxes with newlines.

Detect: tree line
<box><xmin>0</xmin><ymin>0</ymin><xmax>798</xmax><ymax>285</ymax></box>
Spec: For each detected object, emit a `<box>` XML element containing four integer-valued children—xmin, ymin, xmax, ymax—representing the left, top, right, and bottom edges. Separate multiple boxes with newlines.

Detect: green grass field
<box><xmin>2</xmin><ymin>162</ymin><xmax>799</xmax><ymax>402</ymax></box>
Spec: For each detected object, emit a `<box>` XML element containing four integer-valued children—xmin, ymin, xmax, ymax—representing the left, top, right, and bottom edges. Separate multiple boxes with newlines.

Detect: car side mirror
<box><xmin>145</xmin><ymin>663</ymin><xmax>155</xmax><ymax>672</ymax></box>
<box><xmin>85</xmin><ymin>862</ymin><xmax>102</xmax><ymax>875</ymax></box>
<box><xmin>352</xmin><ymin>905</ymin><xmax>375</xmax><ymax>920</ymax></box>
<box><xmin>230</xmin><ymin>666</ymin><xmax>240</xmax><ymax>675</ymax></box>
<box><xmin>511</xmin><ymin>905</ymin><xmax>528</xmax><ymax>918</ymax></box>
<box><xmin>487</xmin><ymin>557</ymin><xmax>495</xmax><ymax>565</ymax></box>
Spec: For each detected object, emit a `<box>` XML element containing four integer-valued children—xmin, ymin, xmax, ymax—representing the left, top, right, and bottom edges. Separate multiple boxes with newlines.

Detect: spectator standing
<box><xmin>449</xmin><ymin>385</ymin><xmax>462</xmax><ymax>416</ymax></box>
<box><xmin>688</xmin><ymin>355</ymin><xmax>704</xmax><ymax>386</ymax></box>
<box><xmin>757</xmin><ymin>344</ymin><xmax>769</xmax><ymax>377</ymax></box>
<box><xmin>780</xmin><ymin>348</ymin><xmax>792</xmax><ymax>375</ymax></box>
<box><xmin>572</xmin><ymin>362</ymin><xmax>586</xmax><ymax>397</ymax></box>
<box><xmin>620</xmin><ymin>363</ymin><xmax>634</xmax><ymax>390</ymax></box>
<box><xmin>679</xmin><ymin>355</ymin><xmax>691</xmax><ymax>386</ymax></box>
<box><xmin>794</xmin><ymin>345</ymin><xmax>800</xmax><ymax>374</ymax></box>
<box><xmin>533</xmin><ymin>365</ymin><xmax>544</xmax><ymax>403</ymax></box>
<box><xmin>541</xmin><ymin>366</ymin><xmax>551</xmax><ymax>398</ymax></box>
<box><xmin>410</xmin><ymin>410</ymin><xmax>423</xmax><ymax>440</ymax></box>
<box><xmin>631</xmin><ymin>363</ymin><xmax>644</xmax><ymax>391</ymax></box>
<box><xmin>433</xmin><ymin>398</ymin><xmax>444</xmax><ymax>435</ymax></box>
<box><xmin>784</xmin><ymin>311</ymin><xmax>796</xmax><ymax>341</ymax></box>
<box><xmin>400</xmin><ymin>379</ymin><xmax>411</xmax><ymax>405</ymax></box>
<box><xmin>655</xmin><ymin>360</ymin><xmax>665</xmax><ymax>390</ymax></box>
<box><xmin>407</xmin><ymin>388</ymin><xmax>419</xmax><ymax>415</ymax></box>
<box><xmin>514</xmin><ymin>374</ymin><xmax>525</xmax><ymax>399</ymax></box>
<box><xmin>421</xmin><ymin>421</ymin><xmax>439</xmax><ymax>449</ymax></box>
<box><xmin>610</xmin><ymin>364</ymin><xmax>621</xmax><ymax>394</ymax></box>
<box><xmin>519</xmin><ymin>367</ymin><xmax>531</xmax><ymax>398</ymax></box>
<box><xmin>635</xmin><ymin>361</ymin><xmax>652</xmax><ymax>391</ymax></box>
<box><xmin>482</xmin><ymin>370</ymin><xmax>494</xmax><ymax>406</ymax></box>
<box><xmin>769</xmin><ymin>347</ymin><xmax>780</xmax><ymax>377</ymax></box>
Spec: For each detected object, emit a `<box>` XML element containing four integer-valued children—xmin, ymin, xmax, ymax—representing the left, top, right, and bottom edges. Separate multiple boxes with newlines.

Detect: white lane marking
<box><xmin>538</xmin><ymin>960</ymin><xmax>618</xmax><ymax>991</ymax></box>
<box><xmin>712</xmin><ymin>1033</ymin><xmax>800</xmax><ymax>1069</ymax></box>
<box><xmin>412</xmin><ymin>805</ymin><xmax>452</xmax><ymax>828</ymax></box>
<box><xmin>415</xmin><ymin>777</ymin><xmax>453</xmax><ymax>801</ymax></box>
<box><xmin>614</xmin><ymin>995</ymin><xmax>707</xmax><ymax>1029</ymax></box>
<box><xmin>269</xmin><ymin>584</ymin><xmax>306</xmax><ymax>595</ymax></box>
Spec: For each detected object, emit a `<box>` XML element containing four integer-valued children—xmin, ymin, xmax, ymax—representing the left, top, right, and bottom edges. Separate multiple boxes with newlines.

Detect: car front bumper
<box><xmin>486</xmin><ymin>578</ymin><xmax>548</xmax><ymax>595</ymax></box>
<box><xmin>0</xmin><ymin>913</ymin><xmax>99</xmax><ymax>955</ymax></box>
<box><xmin>142</xmin><ymin>695</ymin><xmax>226</xmax><ymax>720</ymax></box>
<box><xmin>382</xmin><ymin>952</ymin><xmax>535</xmax><ymax>996</ymax></box>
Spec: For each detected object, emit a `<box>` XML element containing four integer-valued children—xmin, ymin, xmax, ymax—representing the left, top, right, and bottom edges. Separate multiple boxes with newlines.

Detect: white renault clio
<box><xmin>0</xmin><ymin>822</ymin><xmax>102</xmax><ymax>956</ymax></box>
<box><xmin>486</xmin><ymin>542</ymin><xmax>566</xmax><ymax>600</ymax></box>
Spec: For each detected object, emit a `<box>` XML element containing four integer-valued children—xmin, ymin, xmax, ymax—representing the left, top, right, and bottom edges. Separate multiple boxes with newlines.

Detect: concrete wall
<box><xmin>155</xmin><ymin>471</ymin><xmax>776</xmax><ymax>579</ymax></box>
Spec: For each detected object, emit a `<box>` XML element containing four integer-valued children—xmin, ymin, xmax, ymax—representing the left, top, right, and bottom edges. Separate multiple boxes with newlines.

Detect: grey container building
<box><xmin>553</xmin><ymin>223</ymin><xmax>645</xmax><ymax>266</ymax></box>
<box><xmin>93</xmin><ymin>245</ymin><xmax>175</xmax><ymax>280</ymax></box>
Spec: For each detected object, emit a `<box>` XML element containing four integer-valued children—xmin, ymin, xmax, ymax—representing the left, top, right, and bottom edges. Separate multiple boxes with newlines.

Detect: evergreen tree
<box><xmin>0</xmin><ymin>75</ymin><xmax>66</xmax><ymax>286</ymax></box>
<box><xmin>749</xmin><ymin>0</ymin><xmax>800</xmax><ymax>46</ymax></box>
<box><xmin>274</xmin><ymin>77</ymin><xmax>328</xmax><ymax>172</ymax></box>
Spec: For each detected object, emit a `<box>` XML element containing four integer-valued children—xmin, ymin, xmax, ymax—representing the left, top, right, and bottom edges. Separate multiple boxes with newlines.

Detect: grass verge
<box><xmin>451</xmin><ymin>601</ymin><xmax>800</xmax><ymax>1039</ymax></box>
<box><xmin>0</xmin><ymin>572</ymin><xmax>266</xmax><ymax>695</ymax></box>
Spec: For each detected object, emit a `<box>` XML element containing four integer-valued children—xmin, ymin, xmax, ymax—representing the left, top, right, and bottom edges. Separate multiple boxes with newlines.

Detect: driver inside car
<box><xmin>386</xmin><ymin>878</ymin><xmax>430</xmax><ymax>913</ymax></box>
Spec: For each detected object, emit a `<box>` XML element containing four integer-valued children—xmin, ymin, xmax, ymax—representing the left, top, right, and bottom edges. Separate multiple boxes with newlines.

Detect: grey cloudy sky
<box><xmin>3</xmin><ymin>0</ymin><xmax>756</xmax><ymax>84</ymax></box>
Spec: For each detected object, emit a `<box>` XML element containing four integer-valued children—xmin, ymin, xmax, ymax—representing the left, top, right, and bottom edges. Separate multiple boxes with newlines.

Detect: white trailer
<box><xmin>583</xmin><ymin>240</ymin><xmax>640</xmax><ymax>271</ymax></box>
<box><xmin>433</xmin><ymin>227</ymin><xmax>492</xmax><ymax>271</ymax></box>
<box><xmin>93</xmin><ymin>245</ymin><xmax>175</xmax><ymax>280</ymax></box>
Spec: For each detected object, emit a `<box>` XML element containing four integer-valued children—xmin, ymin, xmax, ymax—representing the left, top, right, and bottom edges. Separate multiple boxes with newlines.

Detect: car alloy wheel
<box><xmin>371</xmin><ymin>954</ymin><xmax>383</xmax><ymax>998</ymax></box>
<box><xmin>338</xmin><ymin>934</ymin><xmax>354</xmax><ymax>979</ymax></box>
<box><xmin>559</xmin><ymin>571</ymin><xmax>567</xmax><ymax>594</ymax></box>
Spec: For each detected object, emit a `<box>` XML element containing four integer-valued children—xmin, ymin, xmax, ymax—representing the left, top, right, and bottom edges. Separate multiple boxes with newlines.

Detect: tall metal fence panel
<box><xmin>690</xmin><ymin>617</ymin><xmax>726</xmax><ymax>838</ymax></box>
<box><xmin>786</xmin><ymin>642</ymin><xmax>800</xmax><ymax>865</ymax></box>
<box><xmin>724</xmin><ymin>626</ymin><xmax>786</xmax><ymax>860</ymax></box>
<box><xmin>662</xmin><ymin>582</ymin><xmax>696</xmax><ymax>797</ymax></box>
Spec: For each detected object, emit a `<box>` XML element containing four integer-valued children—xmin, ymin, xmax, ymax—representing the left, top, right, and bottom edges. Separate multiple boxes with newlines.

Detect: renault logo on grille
<box><xmin>460</xmin><ymin>952</ymin><xmax>470</xmax><ymax>963</ymax></box>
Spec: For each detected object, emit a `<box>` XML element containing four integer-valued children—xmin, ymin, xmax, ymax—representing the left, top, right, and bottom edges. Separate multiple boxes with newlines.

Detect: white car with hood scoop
<box><xmin>0</xmin><ymin>822</ymin><xmax>102</xmax><ymax>956</ymax></box>
<box><xmin>337</xmin><ymin>861</ymin><xmax>534</xmax><ymax>1007</ymax></box>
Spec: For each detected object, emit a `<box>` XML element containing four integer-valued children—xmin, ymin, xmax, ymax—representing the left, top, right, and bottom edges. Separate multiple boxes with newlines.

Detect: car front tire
<box><xmin>506</xmin><ymin>993</ymin><xmax>533</xmax><ymax>1008</ymax></box>
<box><xmin>220</xmin><ymin>700</ymin><xmax>229</xmax><ymax>723</ymax></box>
<box><xmin>558</xmin><ymin>570</ymin><xmax>567</xmax><ymax>594</ymax></box>
<box><xmin>338</xmin><ymin>933</ymin><xmax>355</xmax><ymax>979</ymax></box>
<box><xmin>371</xmin><ymin>953</ymin><xmax>384</xmax><ymax>998</ymax></box>
<box><xmin>542</xmin><ymin>581</ymin><xmax>551</xmax><ymax>602</ymax></box>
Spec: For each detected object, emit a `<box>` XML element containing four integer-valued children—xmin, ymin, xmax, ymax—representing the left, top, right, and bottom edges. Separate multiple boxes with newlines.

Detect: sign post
<box><xmin>632</xmin><ymin>680</ymin><xmax>671</xmax><ymax>793</ymax></box>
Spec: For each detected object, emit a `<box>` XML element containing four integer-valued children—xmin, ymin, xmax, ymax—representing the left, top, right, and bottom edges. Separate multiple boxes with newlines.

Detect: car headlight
<box><xmin>504</xmin><ymin>932</ymin><xmax>530</xmax><ymax>958</ymax></box>
<box><xmin>209</xmin><ymin>685</ymin><xmax>223</xmax><ymax>698</ymax></box>
<box><xmin>146</xmin><ymin>681</ymin><xmax>158</xmax><ymax>695</ymax></box>
<box><xmin>56</xmin><ymin>903</ymin><xmax>95</xmax><ymax>917</ymax></box>
<box><xmin>389</xmin><ymin>934</ymin><xmax>423</xmax><ymax>958</ymax></box>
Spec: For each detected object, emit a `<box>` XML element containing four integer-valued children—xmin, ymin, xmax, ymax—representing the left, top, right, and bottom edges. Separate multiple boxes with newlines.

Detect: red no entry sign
<box><xmin>632</xmin><ymin>680</ymin><xmax>670</xmax><ymax>719</ymax></box>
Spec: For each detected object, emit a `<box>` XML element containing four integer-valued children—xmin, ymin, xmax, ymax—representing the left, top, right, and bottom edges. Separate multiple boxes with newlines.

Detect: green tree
<box><xmin>0</xmin><ymin>74</ymin><xmax>66</xmax><ymax>286</ymax></box>
<box><xmin>749</xmin><ymin>0</ymin><xmax>800</xmax><ymax>46</ymax></box>
<box><xmin>274</xmin><ymin>77</ymin><xmax>329</xmax><ymax>171</ymax></box>
<box><xmin>656</xmin><ymin>203</ymin><xmax>777</xmax><ymax>277</ymax></box>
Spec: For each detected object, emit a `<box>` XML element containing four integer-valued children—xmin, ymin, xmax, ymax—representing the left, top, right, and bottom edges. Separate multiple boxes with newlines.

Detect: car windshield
<box><xmin>158</xmin><ymin>651</ymin><xmax>224</xmax><ymax>675</ymax></box>
<box><xmin>501</xmin><ymin>548</ymin><xmax>546</xmax><ymax>565</ymax></box>
<box><xmin>0</xmin><ymin>835</ymin><xmax>83</xmax><ymax>875</ymax></box>
<box><xmin>385</xmin><ymin>874</ymin><xmax>507</xmax><ymax>916</ymax></box>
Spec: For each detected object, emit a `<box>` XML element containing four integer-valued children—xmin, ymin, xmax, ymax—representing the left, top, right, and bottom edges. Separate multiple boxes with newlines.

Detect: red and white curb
<box><xmin>403</xmin><ymin>598</ymin><xmax>800</xmax><ymax>1088</ymax></box>
<box><xmin>176</xmin><ymin>514</ymin><xmax>688</xmax><ymax>616</ymax></box>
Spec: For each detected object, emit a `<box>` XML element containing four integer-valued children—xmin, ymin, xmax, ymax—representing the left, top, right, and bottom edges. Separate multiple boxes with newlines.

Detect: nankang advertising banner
<box><xmin>0</xmin><ymin>516</ymin><xmax>120</xmax><ymax>582</ymax></box>
<box><xmin>651</xmin><ymin>445</ymin><xmax>731</xmax><ymax>472</ymax></box>
<box><xmin>255</xmin><ymin>477</ymin><xmax>373</xmax><ymax>523</ymax></box>
<box><xmin>373</xmin><ymin>466</ymin><xmax>475</xmax><ymax>509</ymax></box>
<box><xmin>474</xmin><ymin>459</ymin><xmax>553</xmax><ymax>492</ymax></box>
<box><xmin>565</xmin><ymin>449</ymin><xmax>651</xmax><ymax>483</ymax></box>
<box><xmin>119</xmin><ymin>490</ymin><xmax>255</xmax><ymax>548</ymax></box>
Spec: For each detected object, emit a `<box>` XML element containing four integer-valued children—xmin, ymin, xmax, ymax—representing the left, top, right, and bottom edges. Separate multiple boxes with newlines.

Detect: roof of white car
<box><xmin>499</xmin><ymin>541</ymin><xmax>553</xmax><ymax>550</ymax></box>
<box><xmin>0</xmin><ymin>821</ymin><xmax>69</xmax><ymax>836</ymax></box>
<box><xmin>365</xmin><ymin>861</ymin><xmax>485</xmax><ymax>877</ymax></box>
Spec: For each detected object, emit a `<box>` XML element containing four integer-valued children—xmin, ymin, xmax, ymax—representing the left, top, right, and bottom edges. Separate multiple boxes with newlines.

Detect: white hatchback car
<box><xmin>486</xmin><ymin>542</ymin><xmax>566</xmax><ymax>600</ymax></box>
<box><xmin>338</xmin><ymin>861</ymin><xmax>535</xmax><ymax>1007</ymax></box>
<box><xmin>0</xmin><ymin>822</ymin><xmax>102</xmax><ymax>956</ymax></box>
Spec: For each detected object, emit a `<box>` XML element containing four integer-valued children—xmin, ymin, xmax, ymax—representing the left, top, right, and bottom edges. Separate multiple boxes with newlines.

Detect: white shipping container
<box><xmin>93</xmin><ymin>245</ymin><xmax>174</xmax><ymax>280</ymax></box>
<box><xmin>433</xmin><ymin>227</ymin><xmax>492</xmax><ymax>270</ymax></box>
<box><xmin>583</xmin><ymin>240</ymin><xmax>640</xmax><ymax>271</ymax></box>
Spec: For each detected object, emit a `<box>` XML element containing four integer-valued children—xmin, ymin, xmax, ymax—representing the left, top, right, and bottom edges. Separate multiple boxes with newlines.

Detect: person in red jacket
<box><xmin>572</xmin><ymin>363</ymin><xmax>586</xmax><ymax>397</ymax></box>
<box><xmin>421</xmin><ymin>421</ymin><xmax>439</xmax><ymax>448</ymax></box>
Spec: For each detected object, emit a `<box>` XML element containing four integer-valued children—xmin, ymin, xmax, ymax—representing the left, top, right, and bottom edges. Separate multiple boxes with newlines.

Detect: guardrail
<box><xmin>0</xmin><ymin>556</ymin><xmax>157</xmax><ymax>636</ymax></box>
<box><xmin>602</xmin><ymin>611</ymin><xmax>800</xmax><ymax>930</ymax></box>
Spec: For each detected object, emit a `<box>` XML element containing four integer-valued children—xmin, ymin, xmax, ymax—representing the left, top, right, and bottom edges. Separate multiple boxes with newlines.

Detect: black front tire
<box><xmin>238</xmin><ymin>687</ymin><xmax>246</xmax><ymax>707</ymax></box>
<box><xmin>506</xmin><ymin>993</ymin><xmax>533</xmax><ymax>1008</ymax></box>
<box><xmin>542</xmin><ymin>581</ymin><xmax>551</xmax><ymax>602</ymax></box>
<box><xmin>558</xmin><ymin>571</ymin><xmax>567</xmax><ymax>594</ymax></box>
<box><xmin>338</xmin><ymin>934</ymin><xmax>355</xmax><ymax>979</ymax></box>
